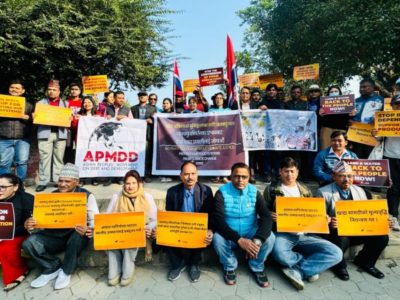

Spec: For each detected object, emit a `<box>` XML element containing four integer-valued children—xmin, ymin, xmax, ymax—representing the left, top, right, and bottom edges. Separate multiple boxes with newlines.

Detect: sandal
<box><xmin>3</xmin><ymin>270</ymin><xmax>29</xmax><ymax>292</ymax></box>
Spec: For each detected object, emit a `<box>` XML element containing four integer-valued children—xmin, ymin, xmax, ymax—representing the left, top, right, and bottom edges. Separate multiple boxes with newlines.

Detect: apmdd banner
<box><xmin>153</xmin><ymin>112</ymin><xmax>245</xmax><ymax>176</ymax></box>
<box><xmin>75</xmin><ymin>117</ymin><xmax>146</xmax><ymax>177</ymax></box>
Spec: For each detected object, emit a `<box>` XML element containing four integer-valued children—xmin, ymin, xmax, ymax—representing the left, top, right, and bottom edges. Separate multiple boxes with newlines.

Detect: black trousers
<box><xmin>165</xmin><ymin>247</ymin><xmax>203</xmax><ymax>269</ymax></box>
<box><xmin>385</xmin><ymin>156</ymin><xmax>400</xmax><ymax>218</ymax></box>
<box><xmin>324</xmin><ymin>229</ymin><xmax>388</xmax><ymax>270</ymax></box>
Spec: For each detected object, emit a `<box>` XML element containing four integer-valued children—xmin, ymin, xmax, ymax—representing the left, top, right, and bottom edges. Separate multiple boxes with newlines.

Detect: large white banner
<box><xmin>241</xmin><ymin>109</ymin><xmax>317</xmax><ymax>151</ymax></box>
<box><xmin>75</xmin><ymin>117</ymin><xmax>147</xmax><ymax>177</ymax></box>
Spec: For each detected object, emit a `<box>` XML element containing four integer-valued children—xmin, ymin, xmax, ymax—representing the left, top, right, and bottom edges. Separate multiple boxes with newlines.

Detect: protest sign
<box><xmin>320</xmin><ymin>95</ymin><xmax>355</xmax><ymax>115</ymax></box>
<box><xmin>75</xmin><ymin>117</ymin><xmax>146</xmax><ymax>177</ymax></box>
<box><xmin>276</xmin><ymin>197</ymin><xmax>329</xmax><ymax>234</ymax></box>
<box><xmin>347</xmin><ymin>122</ymin><xmax>377</xmax><ymax>146</ymax></box>
<box><xmin>375</xmin><ymin>111</ymin><xmax>400</xmax><ymax>137</ymax></box>
<box><xmin>259</xmin><ymin>73</ymin><xmax>284</xmax><ymax>89</ymax></box>
<box><xmin>343</xmin><ymin>159</ymin><xmax>390</xmax><ymax>187</ymax></box>
<box><xmin>33</xmin><ymin>193</ymin><xmax>87</xmax><ymax>229</ymax></box>
<box><xmin>238</xmin><ymin>73</ymin><xmax>260</xmax><ymax>88</ymax></box>
<box><xmin>198</xmin><ymin>67</ymin><xmax>224</xmax><ymax>87</ymax></box>
<box><xmin>0</xmin><ymin>94</ymin><xmax>25</xmax><ymax>118</ymax></box>
<box><xmin>82</xmin><ymin>75</ymin><xmax>109</xmax><ymax>94</ymax></box>
<box><xmin>156</xmin><ymin>211</ymin><xmax>208</xmax><ymax>248</ymax></box>
<box><xmin>335</xmin><ymin>200</ymin><xmax>389</xmax><ymax>236</ymax></box>
<box><xmin>94</xmin><ymin>212</ymin><xmax>145</xmax><ymax>250</ymax></box>
<box><xmin>384</xmin><ymin>98</ymin><xmax>392</xmax><ymax>111</ymax></box>
<box><xmin>33</xmin><ymin>103</ymin><xmax>72</xmax><ymax>127</ymax></box>
<box><xmin>153</xmin><ymin>112</ymin><xmax>245</xmax><ymax>176</ymax></box>
<box><xmin>183</xmin><ymin>79</ymin><xmax>200</xmax><ymax>93</ymax></box>
<box><xmin>241</xmin><ymin>109</ymin><xmax>317</xmax><ymax>151</ymax></box>
<box><xmin>293</xmin><ymin>63</ymin><xmax>320</xmax><ymax>81</ymax></box>
<box><xmin>0</xmin><ymin>203</ymin><xmax>15</xmax><ymax>240</ymax></box>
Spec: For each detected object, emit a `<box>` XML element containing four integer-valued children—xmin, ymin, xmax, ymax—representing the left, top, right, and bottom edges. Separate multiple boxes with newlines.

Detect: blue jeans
<box><xmin>272</xmin><ymin>233</ymin><xmax>342</xmax><ymax>278</ymax></box>
<box><xmin>0</xmin><ymin>138</ymin><xmax>30</xmax><ymax>181</ymax></box>
<box><xmin>213</xmin><ymin>232</ymin><xmax>275</xmax><ymax>272</ymax></box>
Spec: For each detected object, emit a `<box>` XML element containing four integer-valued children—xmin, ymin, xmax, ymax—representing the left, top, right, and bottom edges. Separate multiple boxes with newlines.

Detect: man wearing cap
<box><xmin>35</xmin><ymin>80</ymin><xmax>69</xmax><ymax>192</ymax></box>
<box><xmin>131</xmin><ymin>91</ymin><xmax>156</xmax><ymax>183</ymax></box>
<box><xmin>174</xmin><ymin>91</ymin><xmax>185</xmax><ymax>113</ymax></box>
<box><xmin>317</xmin><ymin>161</ymin><xmax>390</xmax><ymax>280</ymax></box>
<box><xmin>23</xmin><ymin>163</ymin><xmax>99</xmax><ymax>290</ymax></box>
<box><xmin>106</xmin><ymin>90</ymin><xmax>133</xmax><ymax>120</ymax></box>
<box><xmin>0</xmin><ymin>80</ymin><xmax>34</xmax><ymax>185</ymax></box>
<box><xmin>148</xmin><ymin>93</ymin><xmax>162</xmax><ymax>113</ymax></box>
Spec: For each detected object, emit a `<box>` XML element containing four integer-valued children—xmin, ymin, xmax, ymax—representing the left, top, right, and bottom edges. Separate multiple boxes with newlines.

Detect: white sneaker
<box><xmin>160</xmin><ymin>177</ymin><xmax>173</xmax><ymax>183</ymax></box>
<box><xmin>31</xmin><ymin>269</ymin><xmax>61</xmax><ymax>288</ymax></box>
<box><xmin>281</xmin><ymin>268</ymin><xmax>304</xmax><ymax>290</ymax></box>
<box><xmin>308</xmin><ymin>274</ymin><xmax>319</xmax><ymax>282</ymax></box>
<box><xmin>54</xmin><ymin>270</ymin><xmax>71</xmax><ymax>290</ymax></box>
<box><xmin>391</xmin><ymin>217</ymin><xmax>400</xmax><ymax>231</ymax></box>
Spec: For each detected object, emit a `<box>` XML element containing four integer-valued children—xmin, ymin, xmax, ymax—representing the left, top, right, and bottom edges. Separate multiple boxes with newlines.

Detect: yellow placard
<box><xmin>156</xmin><ymin>211</ymin><xmax>208</xmax><ymax>248</ymax></box>
<box><xmin>82</xmin><ymin>75</ymin><xmax>109</xmax><ymax>94</ymax></box>
<box><xmin>293</xmin><ymin>63</ymin><xmax>320</xmax><ymax>81</ymax></box>
<box><xmin>384</xmin><ymin>98</ymin><xmax>392</xmax><ymax>111</ymax></box>
<box><xmin>375</xmin><ymin>111</ymin><xmax>400</xmax><ymax>137</ymax></box>
<box><xmin>347</xmin><ymin>122</ymin><xmax>377</xmax><ymax>146</ymax></box>
<box><xmin>259</xmin><ymin>73</ymin><xmax>284</xmax><ymax>89</ymax></box>
<box><xmin>238</xmin><ymin>73</ymin><xmax>260</xmax><ymax>88</ymax></box>
<box><xmin>335</xmin><ymin>200</ymin><xmax>389</xmax><ymax>236</ymax></box>
<box><xmin>33</xmin><ymin>193</ymin><xmax>87</xmax><ymax>229</ymax></box>
<box><xmin>0</xmin><ymin>94</ymin><xmax>26</xmax><ymax>118</ymax></box>
<box><xmin>94</xmin><ymin>212</ymin><xmax>145</xmax><ymax>250</ymax></box>
<box><xmin>276</xmin><ymin>197</ymin><xmax>329</xmax><ymax>234</ymax></box>
<box><xmin>33</xmin><ymin>103</ymin><xmax>72</xmax><ymax>127</ymax></box>
<box><xmin>183</xmin><ymin>79</ymin><xmax>200</xmax><ymax>93</ymax></box>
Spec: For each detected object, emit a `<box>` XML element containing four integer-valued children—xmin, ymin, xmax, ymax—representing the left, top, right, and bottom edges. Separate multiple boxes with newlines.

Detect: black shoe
<box><xmin>253</xmin><ymin>271</ymin><xmax>269</xmax><ymax>288</ymax></box>
<box><xmin>355</xmin><ymin>263</ymin><xmax>384</xmax><ymax>279</ymax></box>
<box><xmin>167</xmin><ymin>264</ymin><xmax>186</xmax><ymax>281</ymax></box>
<box><xmin>144</xmin><ymin>176</ymin><xmax>152</xmax><ymax>183</ymax></box>
<box><xmin>223</xmin><ymin>270</ymin><xmax>236</xmax><ymax>285</ymax></box>
<box><xmin>35</xmin><ymin>185</ymin><xmax>47</xmax><ymax>192</ymax></box>
<box><xmin>116</xmin><ymin>180</ymin><xmax>123</xmax><ymax>185</ymax></box>
<box><xmin>92</xmin><ymin>180</ymin><xmax>99</xmax><ymax>186</ymax></box>
<box><xmin>189</xmin><ymin>265</ymin><xmax>200</xmax><ymax>282</ymax></box>
<box><xmin>103</xmin><ymin>179</ymin><xmax>112</xmax><ymax>187</ymax></box>
<box><xmin>333</xmin><ymin>268</ymin><xmax>350</xmax><ymax>281</ymax></box>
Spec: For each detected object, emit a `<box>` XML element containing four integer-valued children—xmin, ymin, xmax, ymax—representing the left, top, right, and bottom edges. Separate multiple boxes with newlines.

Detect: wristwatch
<box><xmin>253</xmin><ymin>239</ymin><xmax>262</xmax><ymax>246</ymax></box>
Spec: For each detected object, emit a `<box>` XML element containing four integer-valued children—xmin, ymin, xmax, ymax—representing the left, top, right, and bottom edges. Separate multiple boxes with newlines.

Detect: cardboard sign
<box><xmin>94</xmin><ymin>212</ymin><xmax>145</xmax><ymax>250</ymax></box>
<box><xmin>0</xmin><ymin>94</ymin><xmax>26</xmax><ymax>118</ymax></box>
<box><xmin>33</xmin><ymin>193</ymin><xmax>87</xmax><ymax>229</ymax></box>
<box><xmin>347</xmin><ymin>122</ymin><xmax>377</xmax><ymax>146</ymax></box>
<box><xmin>375</xmin><ymin>111</ymin><xmax>400</xmax><ymax>137</ymax></box>
<box><xmin>293</xmin><ymin>63</ymin><xmax>320</xmax><ymax>81</ymax></box>
<box><xmin>320</xmin><ymin>95</ymin><xmax>355</xmax><ymax>115</ymax></box>
<box><xmin>198</xmin><ymin>67</ymin><xmax>224</xmax><ymax>87</ymax></box>
<box><xmin>33</xmin><ymin>103</ymin><xmax>72</xmax><ymax>127</ymax></box>
<box><xmin>259</xmin><ymin>73</ymin><xmax>284</xmax><ymax>89</ymax></box>
<box><xmin>384</xmin><ymin>98</ymin><xmax>392</xmax><ymax>111</ymax></box>
<box><xmin>335</xmin><ymin>200</ymin><xmax>389</xmax><ymax>236</ymax></box>
<box><xmin>82</xmin><ymin>75</ymin><xmax>109</xmax><ymax>94</ymax></box>
<box><xmin>183</xmin><ymin>79</ymin><xmax>200</xmax><ymax>93</ymax></box>
<box><xmin>276</xmin><ymin>197</ymin><xmax>329</xmax><ymax>234</ymax></box>
<box><xmin>156</xmin><ymin>211</ymin><xmax>208</xmax><ymax>248</ymax></box>
<box><xmin>343</xmin><ymin>159</ymin><xmax>390</xmax><ymax>187</ymax></box>
<box><xmin>0</xmin><ymin>203</ymin><xmax>15</xmax><ymax>240</ymax></box>
<box><xmin>238</xmin><ymin>73</ymin><xmax>260</xmax><ymax>88</ymax></box>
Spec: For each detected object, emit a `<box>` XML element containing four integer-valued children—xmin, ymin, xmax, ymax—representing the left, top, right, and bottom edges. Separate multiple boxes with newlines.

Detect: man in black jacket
<box><xmin>0</xmin><ymin>80</ymin><xmax>33</xmax><ymax>185</ymax></box>
<box><xmin>164</xmin><ymin>161</ymin><xmax>214</xmax><ymax>282</ymax></box>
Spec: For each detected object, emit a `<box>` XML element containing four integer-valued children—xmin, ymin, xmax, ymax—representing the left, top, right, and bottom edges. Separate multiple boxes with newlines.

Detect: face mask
<box><xmin>329</xmin><ymin>91</ymin><xmax>340</xmax><ymax>96</ymax></box>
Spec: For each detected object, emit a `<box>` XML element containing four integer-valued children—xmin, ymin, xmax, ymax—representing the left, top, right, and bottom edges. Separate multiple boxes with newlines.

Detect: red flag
<box><xmin>227</xmin><ymin>35</ymin><xmax>238</xmax><ymax>108</ymax></box>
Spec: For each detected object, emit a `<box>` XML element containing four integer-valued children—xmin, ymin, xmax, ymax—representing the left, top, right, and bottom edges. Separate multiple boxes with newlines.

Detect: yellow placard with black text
<box><xmin>94</xmin><ymin>212</ymin><xmax>146</xmax><ymax>250</ymax></box>
<box><xmin>347</xmin><ymin>122</ymin><xmax>377</xmax><ymax>146</ymax></box>
<box><xmin>335</xmin><ymin>200</ymin><xmax>389</xmax><ymax>236</ymax></box>
<box><xmin>33</xmin><ymin>103</ymin><xmax>72</xmax><ymax>127</ymax></box>
<box><xmin>33</xmin><ymin>193</ymin><xmax>87</xmax><ymax>229</ymax></box>
<box><xmin>276</xmin><ymin>197</ymin><xmax>329</xmax><ymax>234</ymax></box>
<box><xmin>239</xmin><ymin>73</ymin><xmax>260</xmax><ymax>88</ymax></box>
<box><xmin>375</xmin><ymin>111</ymin><xmax>400</xmax><ymax>137</ymax></box>
<box><xmin>156</xmin><ymin>211</ymin><xmax>207</xmax><ymax>248</ymax></box>
<box><xmin>293</xmin><ymin>64</ymin><xmax>319</xmax><ymax>81</ymax></box>
<box><xmin>0</xmin><ymin>94</ymin><xmax>25</xmax><ymax>118</ymax></box>
<box><xmin>82</xmin><ymin>75</ymin><xmax>109</xmax><ymax>94</ymax></box>
<box><xmin>183</xmin><ymin>79</ymin><xmax>200</xmax><ymax>94</ymax></box>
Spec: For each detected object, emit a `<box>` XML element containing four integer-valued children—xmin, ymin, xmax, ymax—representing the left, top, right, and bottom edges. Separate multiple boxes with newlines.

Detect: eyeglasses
<box><xmin>336</xmin><ymin>174</ymin><xmax>353</xmax><ymax>179</ymax></box>
<box><xmin>0</xmin><ymin>185</ymin><xmax>14</xmax><ymax>191</ymax></box>
<box><xmin>149</xmin><ymin>98</ymin><xmax>157</xmax><ymax>101</ymax></box>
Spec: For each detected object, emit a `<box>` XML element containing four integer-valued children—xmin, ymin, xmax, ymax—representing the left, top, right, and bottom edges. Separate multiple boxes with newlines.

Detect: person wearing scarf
<box><xmin>106</xmin><ymin>170</ymin><xmax>156</xmax><ymax>286</ymax></box>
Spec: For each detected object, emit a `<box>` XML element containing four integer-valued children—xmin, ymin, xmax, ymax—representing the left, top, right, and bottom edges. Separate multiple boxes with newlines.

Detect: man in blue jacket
<box><xmin>213</xmin><ymin>162</ymin><xmax>275</xmax><ymax>288</ymax></box>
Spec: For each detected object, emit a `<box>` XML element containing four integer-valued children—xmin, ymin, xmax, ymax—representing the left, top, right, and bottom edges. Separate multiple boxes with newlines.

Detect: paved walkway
<box><xmin>2</xmin><ymin>258</ymin><xmax>400</xmax><ymax>299</ymax></box>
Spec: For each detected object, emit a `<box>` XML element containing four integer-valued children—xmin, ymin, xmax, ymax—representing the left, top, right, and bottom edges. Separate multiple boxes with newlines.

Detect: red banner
<box><xmin>198</xmin><ymin>68</ymin><xmax>224</xmax><ymax>87</ymax></box>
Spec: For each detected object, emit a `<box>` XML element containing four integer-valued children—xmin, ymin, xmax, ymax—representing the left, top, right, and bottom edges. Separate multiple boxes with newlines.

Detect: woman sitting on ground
<box><xmin>106</xmin><ymin>170</ymin><xmax>157</xmax><ymax>286</ymax></box>
<box><xmin>0</xmin><ymin>174</ymin><xmax>33</xmax><ymax>291</ymax></box>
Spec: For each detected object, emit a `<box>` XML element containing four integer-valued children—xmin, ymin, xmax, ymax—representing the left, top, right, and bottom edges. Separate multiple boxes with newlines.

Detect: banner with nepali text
<box><xmin>75</xmin><ymin>117</ymin><xmax>146</xmax><ymax>177</ymax></box>
<box><xmin>0</xmin><ymin>94</ymin><xmax>25</xmax><ymax>118</ymax></box>
<box><xmin>153</xmin><ymin>112</ymin><xmax>245</xmax><ymax>176</ymax></box>
<box><xmin>241</xmin><ymin>109</ymin><xmax>317</xmax><ymax>151</ymax></box>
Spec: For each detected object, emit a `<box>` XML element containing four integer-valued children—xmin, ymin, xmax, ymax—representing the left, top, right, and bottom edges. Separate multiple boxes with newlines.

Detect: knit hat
<box><xmin>48</xmin><ymin>79</ymin><xmax>60</xmax><ymax>88</ymax></box>
<box><xmin>332</xmin><ymin>161</ymin><xmax>353</xmax><ymax>174</ymax></box>
<box><xmin>59</xmin><ymin>163</ymin><xmax>80</xmax><ymax>179</ymax></box>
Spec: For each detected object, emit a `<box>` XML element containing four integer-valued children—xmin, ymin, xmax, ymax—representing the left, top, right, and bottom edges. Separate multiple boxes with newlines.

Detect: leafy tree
<box><xmin>0</xmin><ymin>0</ymin><xmax>173</xmax><ymax>99</ymax></box>
<box><xmin>238</xmin><ymin>0</ymin><xmax>400</xmax><ymax>94</ymax></box>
